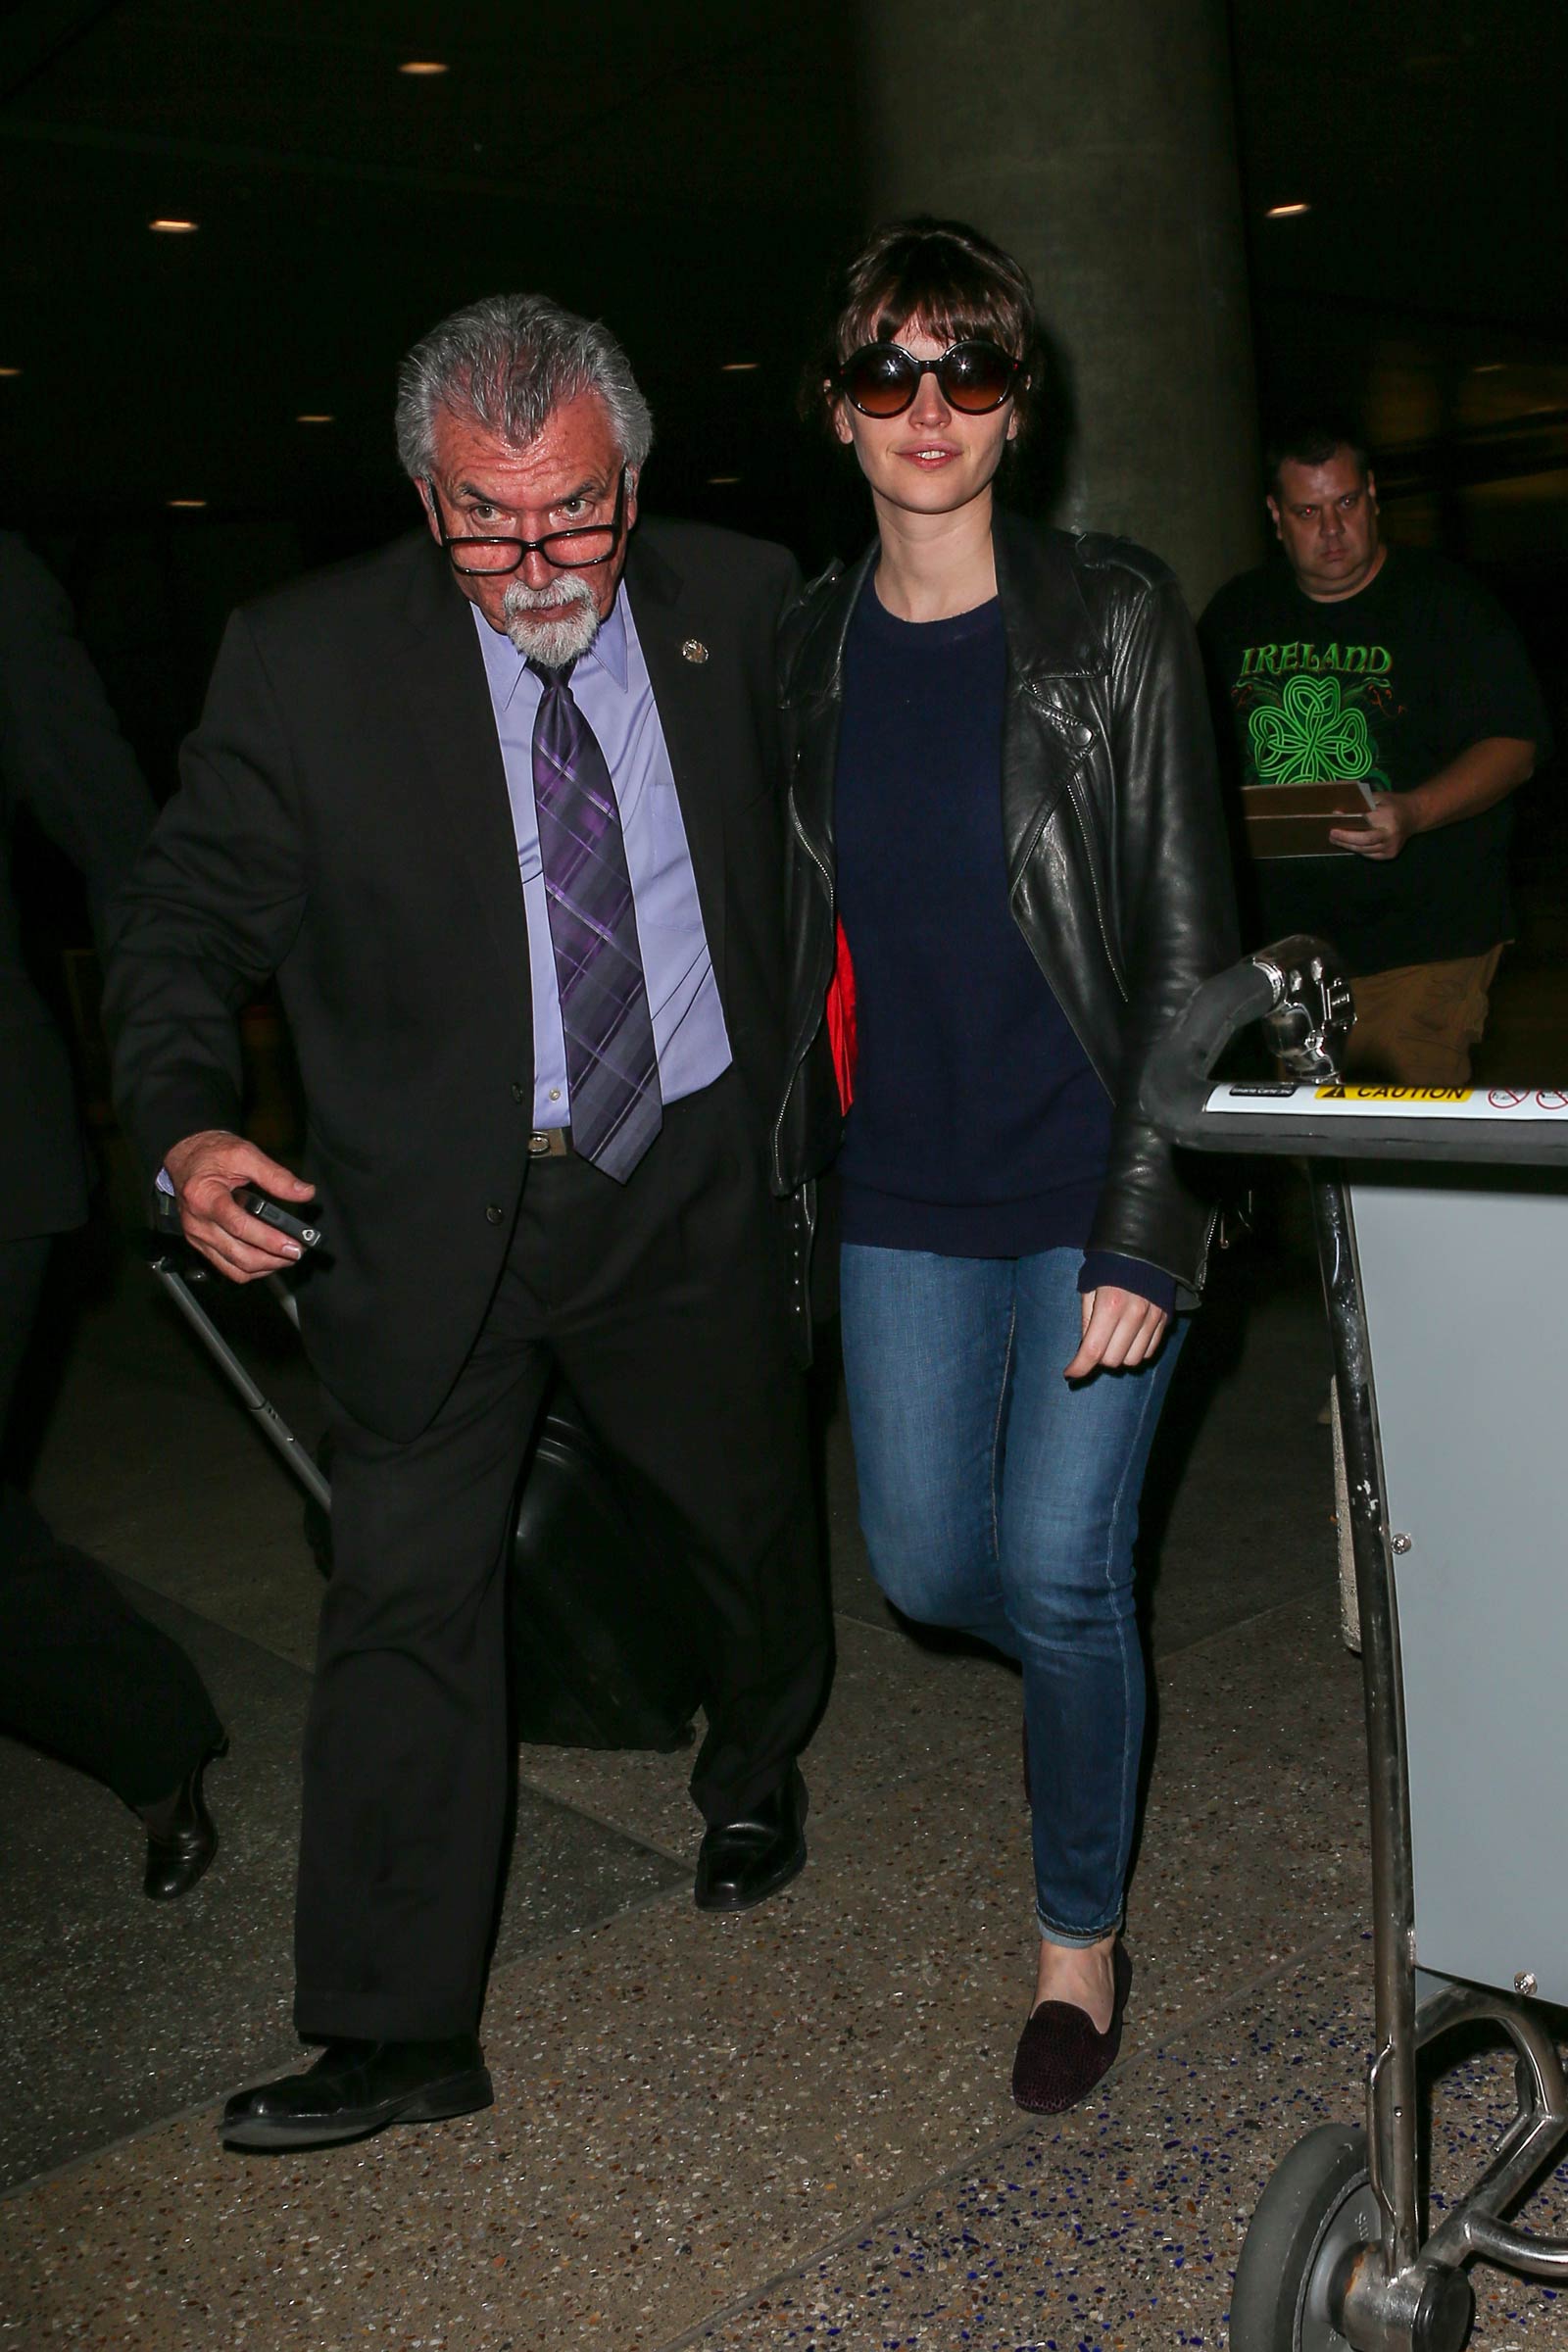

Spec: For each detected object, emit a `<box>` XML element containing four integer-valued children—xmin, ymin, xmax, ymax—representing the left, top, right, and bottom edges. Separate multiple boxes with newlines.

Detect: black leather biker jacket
<box><xmin>770</xmin><ymin>510</ymin><xmax>1239</xmax><ymax>1358</ymax></box>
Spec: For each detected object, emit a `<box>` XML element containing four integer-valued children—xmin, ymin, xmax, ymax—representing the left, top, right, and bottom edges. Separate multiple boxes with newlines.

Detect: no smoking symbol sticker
<box><xmin>1490</xmin><ymin>1088</ymin><xmax>1528</xmax><ymax>1108</ymax></box>
<box><xmin>1536</xmin><ymin>1090</ymin><xmax>1568</xmax><ymax>1111</ymax></box>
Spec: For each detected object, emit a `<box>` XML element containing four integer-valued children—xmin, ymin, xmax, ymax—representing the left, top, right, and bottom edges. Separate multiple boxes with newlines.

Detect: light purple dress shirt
<box><xmin>471</xmin><ymin>590</ymin><xmax>732</xmax><ymax>1128</ymax></box>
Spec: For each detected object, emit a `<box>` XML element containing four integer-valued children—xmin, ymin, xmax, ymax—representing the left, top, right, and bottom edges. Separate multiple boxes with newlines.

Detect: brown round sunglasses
<box><xmin>836</xmin><ymin>339</ymin><xmax>1021</xmax><ymax>418</ymax></box>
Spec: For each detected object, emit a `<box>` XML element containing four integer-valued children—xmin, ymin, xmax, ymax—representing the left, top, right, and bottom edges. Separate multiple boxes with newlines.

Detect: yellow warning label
<box><xmin>1314</xmin><ymin>1085</ymin><xmax>1473</xmax><ymax>1102</ymax></box>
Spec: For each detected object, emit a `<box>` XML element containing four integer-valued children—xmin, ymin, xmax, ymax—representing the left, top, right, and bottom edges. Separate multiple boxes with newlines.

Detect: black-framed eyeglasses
<box><xmin>836</xmin><ymin>339</ymin><xmax>1021</xmax><ymax>418</ymax></box>
<box><xmin>425</xmin><ymin>468</ymin><xmax>628</xmax><ymax>575</ymax></box>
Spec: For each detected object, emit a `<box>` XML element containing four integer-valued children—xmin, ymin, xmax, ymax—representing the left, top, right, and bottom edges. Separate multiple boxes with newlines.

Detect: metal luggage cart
<box><xmin>1142</xmin><ymin>938</ymin><xmax>1568</xmax><ymax>2352</ymax></box>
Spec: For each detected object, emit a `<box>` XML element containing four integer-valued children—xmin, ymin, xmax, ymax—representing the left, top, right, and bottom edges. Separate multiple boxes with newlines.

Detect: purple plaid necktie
<box><xmin>529</xmin><ymin>658</ymin><xmax>662</xmax><ymax>1181</ymax></box>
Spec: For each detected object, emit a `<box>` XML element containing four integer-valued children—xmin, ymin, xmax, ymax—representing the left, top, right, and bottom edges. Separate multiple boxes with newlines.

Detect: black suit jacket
<box><xmin>106</xmin><ymin>521</ymin><xmax>801</xmax><ymax>1440</ymax></box>
<box><xmin>0</xmin><ymin>534</ymin><xmax>157</xmax><ymax>1242</ymax></box>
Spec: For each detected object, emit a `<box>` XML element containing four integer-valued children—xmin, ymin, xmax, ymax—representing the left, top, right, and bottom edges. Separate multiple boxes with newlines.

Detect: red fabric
<box><xmin>825</xmin><ymin>916</ymin><xmax>858</xmax><ymax>1112</ymax></box>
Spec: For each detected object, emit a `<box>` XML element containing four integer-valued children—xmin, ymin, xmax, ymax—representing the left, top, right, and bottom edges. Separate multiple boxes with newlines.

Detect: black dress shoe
<box><xmin>138</xmin><ymin>1735</ymin><xmax>228</xmax><ymax>1901</ymax></box>
<box><xmin>694</xmin><ymin>1766</ymin><xmax>808</xmax><ymax>1913</ymax></box>
<box><xmin>220</xmin><ymin>2035</ymin><xmax>493</xmax><ymax>2150</ymax></box>
<box><xmin>1011</xmin><ymin>1940</ymin><xmax>1133</xmax><ymax>2115</ymax></box>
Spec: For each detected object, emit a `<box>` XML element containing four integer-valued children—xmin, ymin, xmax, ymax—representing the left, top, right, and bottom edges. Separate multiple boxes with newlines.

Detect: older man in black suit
<box><xmin>0</xmin><ymin>532</ymin><xmax>226</xmax><ymax>1899</ymax></box>
<box><xmin>107</xmin><ymin>296</ymin><xmax>832</xmax><ymax>2150</ymax></box>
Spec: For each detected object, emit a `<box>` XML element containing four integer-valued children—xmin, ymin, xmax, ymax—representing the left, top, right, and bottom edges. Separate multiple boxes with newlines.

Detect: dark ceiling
<box><xmin>0</xmin><ymin>0</ymin><xmax>1562</xmax><ymax>722</ymax></box>
<box><xmin>1231</xmin><ymin>0</ymin><xmax>1567</xmax><ymax>581</ymax></box>
<box><xmin>5</xmin><ymin>0</ymin><xmax>1565</xmax><ymax>506</ymax></box>
<box><xmin>1</xmin><ymin>0</ymin><xmax>866</xmax><ymax>540</ymax></box>
<box><xmin>1232</xmin><ymin>0</ymin><xmax>1567</xmax><ymax>360</ymax></box>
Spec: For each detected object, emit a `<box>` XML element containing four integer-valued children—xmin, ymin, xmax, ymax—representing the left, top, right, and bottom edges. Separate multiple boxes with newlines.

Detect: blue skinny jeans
<box><xmin>839</xmin><ymin>1243</ymin><xmax>1185</xmax><ymax>1944</ymax></box>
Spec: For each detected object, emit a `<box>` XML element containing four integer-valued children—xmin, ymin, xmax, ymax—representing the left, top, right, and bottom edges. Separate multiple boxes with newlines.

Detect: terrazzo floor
<box><xmin>3</xmin><ymin>1213</ymin><xmax>1566</xmax><ymax>2350</ymax></box>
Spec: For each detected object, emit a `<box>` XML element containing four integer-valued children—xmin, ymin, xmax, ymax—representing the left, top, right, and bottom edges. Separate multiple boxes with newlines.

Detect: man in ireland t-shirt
<box><xmin>1200</xmin><ymin>422</ymin><xmax>1550</xmax><ymax>1085</ymax></box>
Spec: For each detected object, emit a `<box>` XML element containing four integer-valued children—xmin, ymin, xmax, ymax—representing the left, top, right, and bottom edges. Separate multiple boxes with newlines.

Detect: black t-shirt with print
<box><xmin>1200</xmin><ymin>547</ymin><xmax>1550</xmax><ymax>975</ymax></box>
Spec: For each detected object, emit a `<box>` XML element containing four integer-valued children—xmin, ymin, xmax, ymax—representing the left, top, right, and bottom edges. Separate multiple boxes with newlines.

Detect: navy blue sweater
<box><xmin>834</xmin><ymin>580</ymin><xmax>1171</xmax><ymax>1309</ymax></box>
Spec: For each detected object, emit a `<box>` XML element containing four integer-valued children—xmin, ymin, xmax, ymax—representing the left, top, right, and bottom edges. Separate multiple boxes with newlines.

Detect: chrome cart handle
<box><xmin>1252</xmin><ymin>939</ymin><xmax>1355</xmax><ymax>1080</ymax></box>
<box><xmin>1138</xmin><ymin>935</ymin><xmax>1349</xmax><ymax>1135</ymax></box>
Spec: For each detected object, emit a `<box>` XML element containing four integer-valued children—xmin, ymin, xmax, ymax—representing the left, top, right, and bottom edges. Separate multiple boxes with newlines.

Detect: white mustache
<box><xmin>503</xmin><ymin>577</ymin><xmax>597</xmax><ymax>614</ymax></box>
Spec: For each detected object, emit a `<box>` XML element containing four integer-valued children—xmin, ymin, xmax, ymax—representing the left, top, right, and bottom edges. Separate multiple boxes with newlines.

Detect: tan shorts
<box><xmin>1344</xmin><ymin>947</ymin><xmax>1503</xmax><ymax>1089</ymax></box>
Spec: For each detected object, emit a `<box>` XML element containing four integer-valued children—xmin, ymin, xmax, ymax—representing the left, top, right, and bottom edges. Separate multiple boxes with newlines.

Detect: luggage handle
<box><xmin>146</xmin><ymin>1245</ymin><xmax>330</xmax><ymax>1510</ymax></box>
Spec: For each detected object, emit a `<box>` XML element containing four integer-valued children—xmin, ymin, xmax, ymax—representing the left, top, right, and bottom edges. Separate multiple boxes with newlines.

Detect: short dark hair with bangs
<box><xmin>810</xmin><ymin>215</ymin><xmax>1041</xmax><ymax>441</ymax></box>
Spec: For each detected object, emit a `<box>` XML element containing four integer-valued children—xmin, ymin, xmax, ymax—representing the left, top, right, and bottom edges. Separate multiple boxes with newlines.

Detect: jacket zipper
<box><xmin>770</xmin><ymin>788</ymin><xmax>836</xmax><ymax>1186</ymax></box>
<box><xmin>1066</xmin><ymin>781</ymin><xmax>1128</xmax><ymax>1004</ymax></box>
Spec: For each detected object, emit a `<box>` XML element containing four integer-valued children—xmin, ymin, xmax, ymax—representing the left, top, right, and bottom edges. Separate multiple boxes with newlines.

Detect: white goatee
<box><xmin>502</xmin><ymin>574</ymin><xmax>603</xmax><ymax>667</ymax></box>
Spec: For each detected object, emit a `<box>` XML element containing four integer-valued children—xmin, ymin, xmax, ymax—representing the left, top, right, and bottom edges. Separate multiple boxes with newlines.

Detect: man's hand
<box><xmin>1328</xmin><ymin>738</ymin><xmax>1536</xmax><ymax>861</ymax></box>
<box><xmin>1329</xmin><ymin>794</ymin><xmax>1415</xmax><ymax>860</ymax></box>
<box><xmin>164</xmin><ymin>1129</ymin><xmax>317</xmax><ymax>1283</ymax></box>
<box><xmin>1064</xmin><ymin>1286</ymin><xmax>1169</xmax><ymax>1380</ymax></box>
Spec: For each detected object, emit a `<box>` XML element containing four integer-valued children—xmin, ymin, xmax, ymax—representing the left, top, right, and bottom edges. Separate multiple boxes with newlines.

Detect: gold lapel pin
<box><xmin>680</xmin><ymin>638</ymin><xmax>710</xmax><ymax>664</ymax></box>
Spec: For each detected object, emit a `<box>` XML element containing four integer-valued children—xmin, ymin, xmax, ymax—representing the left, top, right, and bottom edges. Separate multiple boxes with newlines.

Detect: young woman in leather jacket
<box><xmin>774</xmin><ymin>219</ymin><xmax>1237</xmax><ymax>2112</ymax></box>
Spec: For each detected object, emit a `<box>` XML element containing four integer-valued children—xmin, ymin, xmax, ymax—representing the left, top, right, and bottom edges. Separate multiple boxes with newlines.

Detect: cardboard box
<box><xmin>1242</xmin><ymin>781</ymin><xmax>1377</xmax><ymax>859</ymax></box>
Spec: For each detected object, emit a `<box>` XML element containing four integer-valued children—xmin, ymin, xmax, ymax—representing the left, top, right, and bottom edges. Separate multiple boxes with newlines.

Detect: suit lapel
<box><xmin>389</xmin><ymin>539</ymin><xmax>531</xmax><ymax>997</ymax></box>
<box><xmin>624</xmin><ymin>536</ymin><xmax>729</xmax><ymax>991</ymax></box>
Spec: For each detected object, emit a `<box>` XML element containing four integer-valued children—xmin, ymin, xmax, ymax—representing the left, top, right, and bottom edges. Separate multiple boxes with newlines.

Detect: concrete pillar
<box><xmin>857</xmin><ymin>0</ymin><xmax>1261</xmax><ymax>611</ymax></box>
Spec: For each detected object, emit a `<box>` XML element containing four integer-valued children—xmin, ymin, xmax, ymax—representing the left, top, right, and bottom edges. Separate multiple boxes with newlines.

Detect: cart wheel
<box><xmin>1230</xmin><ymin>2123</ymin><xmax>1381</xmax><ymax>2351</ymax></box>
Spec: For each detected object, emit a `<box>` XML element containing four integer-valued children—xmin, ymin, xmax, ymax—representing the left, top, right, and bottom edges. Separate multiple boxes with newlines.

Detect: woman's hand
<box><xmin>1064</xmin><ymin>1285</ymin><xmax>1169</xmax><ymax>1379</ymax></box>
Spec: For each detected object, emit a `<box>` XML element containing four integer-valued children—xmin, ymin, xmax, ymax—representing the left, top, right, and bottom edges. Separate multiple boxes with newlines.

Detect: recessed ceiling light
<box><xmin>708</xmin><ymin>475</ymin><xmax>742</xmax><ymax>486</ymax></box>
<box><xmin>399</xmin><ymin>60</ymin><xmax>448</xmax><ymax>74</ymax></box>
<box><xmin>296</xmin><ymin>413</ymin><xmax>334</xmax><ymax>424</ymax></box>
<box><xmin>0</xmin><ymin>368</ymin><xmax>21</xmax><ymax>379</ymax></box>
<box><xmin>1265</xmin><ymin>202</ymin><xmax>1311</xmax><ymax>220</ymax></box>
<box><xmin>150</xmin><ymin>218</ymin><xmax>198</xmax><ymax>233</ymax></box>
<box><xmin>721</xmin><ymin>362</ymin><xmax>760</xmax><ymax>373</ymax></box>
<box><xmin>168</xmin><ymin>497</ymin><xmax>207</xmax><ymax>510</ymax></box>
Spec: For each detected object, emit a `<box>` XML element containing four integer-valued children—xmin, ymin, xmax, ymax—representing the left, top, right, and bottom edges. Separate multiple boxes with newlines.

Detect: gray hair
<box><xmin>394</xmin><ymin>293</ymin><xmax>654</xmax><ymax>481</ymax></box>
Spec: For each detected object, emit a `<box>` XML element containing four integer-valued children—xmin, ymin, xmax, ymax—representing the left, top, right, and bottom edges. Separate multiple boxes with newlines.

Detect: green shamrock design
<box><xmin>1249</xmin><ymin>674</ymin><xmax>1376</xmax><ymax>786</ymax></box>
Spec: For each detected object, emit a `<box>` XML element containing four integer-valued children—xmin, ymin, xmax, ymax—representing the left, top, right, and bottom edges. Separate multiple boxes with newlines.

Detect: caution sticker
<box><xmin>1201</xmin><ymin>1083</ymin><xmax>1568</xmax><ymax>1121</ymax></box>
<box><xmin>1314</xmin><ymin>1085</ymin><xmax>1471</xmax><ymax>1102</ymax></box>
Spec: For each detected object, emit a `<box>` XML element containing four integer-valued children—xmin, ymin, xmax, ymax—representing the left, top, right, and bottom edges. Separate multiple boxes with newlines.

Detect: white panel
<box><xmin>1349</xmin><ymin>1173</ymin><xmax>1568</xmax><ymax>2001</ymax></box>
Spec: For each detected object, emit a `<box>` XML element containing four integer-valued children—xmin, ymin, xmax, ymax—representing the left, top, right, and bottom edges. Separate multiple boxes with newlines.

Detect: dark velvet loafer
<box><xmin>1011</xmin><ymin>1940</ymin><xmax>1133</xmax><ymax>2115</ymax></box>
<box><xmin>220</xmin><ymin>2034</ymin><xmax>493</xmax><ymax>2150</ymax></box>
<box><xmin>694</xmin><ymin>1766</ymin><xmax>808</xmax><ymax>1913</ymax></box>
<box><xmin>139</xmin><ymin>1735</ymin><xmax>228</xmax><ymax>1901</ymax></box>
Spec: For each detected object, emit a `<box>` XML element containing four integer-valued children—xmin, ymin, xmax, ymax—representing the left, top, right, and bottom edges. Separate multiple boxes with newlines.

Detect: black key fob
<box><xmin>234</xmin><ymin>1188</ymin><xmax>322</xmax><ymax>1250</ymax></box>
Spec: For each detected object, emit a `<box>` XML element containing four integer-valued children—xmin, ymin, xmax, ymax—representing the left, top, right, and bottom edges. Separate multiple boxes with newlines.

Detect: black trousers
<box><xmin>294</xmin><ymin>1073</ymin><xmax>833</xmax><ymax>2040</ymax></box>
<box><xmin>0</xmin><ymin>1230</ymin><xmax>224</xmax><ymax>1809</ymax></box>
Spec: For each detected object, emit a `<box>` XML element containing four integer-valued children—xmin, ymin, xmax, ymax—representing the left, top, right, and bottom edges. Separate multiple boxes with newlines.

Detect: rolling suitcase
<box><xmin>150</xmin><ymin>1244</ymin><xmax>701</xmax><ymax>1752</ymax></box>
